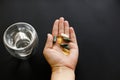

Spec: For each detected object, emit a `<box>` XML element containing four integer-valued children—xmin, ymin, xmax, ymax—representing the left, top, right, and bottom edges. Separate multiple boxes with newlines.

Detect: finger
<box><xmin>58</xmin><ymin>17</ymin><xmax>64</xmax><ymax>35</ymax></box>
<box><xmin>52</xmin><ymin>19</ymin><xmax>59</xmax><ymax>36</ymax></box>
<box><xmin>45</xmin><ymin>33</ymin><xmax>53</xmax><ymax>48</ymax></box>
<box><xmin>64</xmin><ymin>20</ymin><xmax>69</xmax><ymax>37</ymax></box>
<box><xmin>69</xmin><ymin>27</ymin><xmax>77</xmax><ymax>43</ymax></box>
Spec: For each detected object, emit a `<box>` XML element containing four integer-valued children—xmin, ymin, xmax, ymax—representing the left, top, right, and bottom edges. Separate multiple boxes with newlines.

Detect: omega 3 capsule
<box><xmin>53</xmin><ymin>36</ymin><xmax>57</xmax><ymax>43</ymax></box>
<box><xmin>60</xmin><ymin>43</ymin><xmax>70</xmax><ymax>50</ymax></box>
<box><xmin>63</xmin><ymin>37</ymin><xmax>71</xmax><ymax>42</ymax></box>
<box><xmin>57</xmin><ymin>36</ymin><xmax>63</xmax><ymax>44</ymax></box>
<box><xmin>62</xmin><ymin>48</ymin><xmax>70</xmax><ymax>55</ymax></box>
<box><xmin>61</xmin><ymin>33</ymin><xmax>69</xmax><ymax>38</ymax></box>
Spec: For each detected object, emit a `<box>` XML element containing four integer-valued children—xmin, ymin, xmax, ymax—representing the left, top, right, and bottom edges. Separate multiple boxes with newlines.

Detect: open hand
<box><xmin>43</xmin><ymin>17</ymin><xmax>79</xmax><ymax>71</ymax></box>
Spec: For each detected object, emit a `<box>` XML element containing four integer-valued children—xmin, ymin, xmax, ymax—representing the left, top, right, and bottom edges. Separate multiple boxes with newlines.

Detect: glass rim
<box><xmin>3</xmin><ymin>22</ymin><xmax>37</xmax><ymax>51</ymax></box>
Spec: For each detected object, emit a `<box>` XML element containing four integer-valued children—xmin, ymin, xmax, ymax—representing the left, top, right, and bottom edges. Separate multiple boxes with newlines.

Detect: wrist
<box><xmin>51</xmin><ymin>66</ymin><xmax>75</xmax><ymax>80</ymax></box>
<box><xmin>52</xmin><ymin>66</ymin><xmax>75</xmax><ymax>73</ymax></box>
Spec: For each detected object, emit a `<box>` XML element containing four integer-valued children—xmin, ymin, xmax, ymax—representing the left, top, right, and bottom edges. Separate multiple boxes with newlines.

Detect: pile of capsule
<box><xmin>53</xmin><ymin>33</ymin><xmax>71</xmax><ymax>55</ymax></box>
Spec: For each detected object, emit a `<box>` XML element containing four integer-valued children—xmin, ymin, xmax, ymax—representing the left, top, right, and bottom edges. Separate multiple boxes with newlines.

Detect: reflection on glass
<box><xmin>3</xmin><ymin>22</ymin><xmax>38</xmax><ymax>59</ymax></box>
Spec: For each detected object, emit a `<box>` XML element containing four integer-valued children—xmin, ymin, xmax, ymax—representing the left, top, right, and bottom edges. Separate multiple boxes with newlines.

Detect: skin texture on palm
<box><xmin>43</xmin><ymin>17</ymin><xmax>79</xmax><ymax>80</ymax></box>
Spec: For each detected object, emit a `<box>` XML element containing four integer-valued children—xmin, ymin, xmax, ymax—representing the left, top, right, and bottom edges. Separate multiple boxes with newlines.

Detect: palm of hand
<box><xmin>43</xmin><ymin>17</ymin><xmax>79</xmax><ymax>70</ymax></box>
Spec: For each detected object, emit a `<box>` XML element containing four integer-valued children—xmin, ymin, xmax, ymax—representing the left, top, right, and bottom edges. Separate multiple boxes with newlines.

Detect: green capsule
<box><xmin>60</xmin><ymin>43</ymin><xmax>70</xmax><ymax>50</ymax></box>
<box><xmin>60</xmin><ymin>43</ymin><xmax>68</xmax><ymax>47</ymax></box>
<box><xmin>64</xmin><ymin>45</ymin><xmax>70</xmax><ymax>50</ymax></box>
<box><xmin>63</xmin><ymin>37</ymin><xmax>71</xmax><ymax>42</ymax></box>
<box><xmin>53</xmin><ymin>36</ymin><xmax>57</xmax><ymax>43</ymax></box>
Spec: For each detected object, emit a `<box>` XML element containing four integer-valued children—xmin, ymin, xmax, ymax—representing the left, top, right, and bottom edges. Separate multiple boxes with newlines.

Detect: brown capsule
<box><xmin>53</xmin><ymin>36</ymin><xmax>57</xmax><ymax>43</ymax></box>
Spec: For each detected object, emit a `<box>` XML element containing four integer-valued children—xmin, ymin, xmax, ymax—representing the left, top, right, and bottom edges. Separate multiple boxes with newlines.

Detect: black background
<box><xmin>0</xmin><ymin>0</ymin><xmax>120</xmax><ymax>80</ymax></box>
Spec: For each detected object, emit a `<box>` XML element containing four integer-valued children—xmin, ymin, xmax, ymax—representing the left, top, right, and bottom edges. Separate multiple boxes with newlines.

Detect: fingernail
<box><xmin>64</xmin><ymin>20</ymin><xmax>68</xmax><ymax>23</ymax></box>
<box><xmin>70</xmin><ymin>27</ymin><xmax>74</xmax><ymax>30</ymax></box>
<box><xmin>60</xmin><ymin>17</ymin><xmax>64</xmax><ymax>20</ymax></box>
<box><xmin>55</xmin><ymin>19</ymin><xmax>59</xmax><ymax>22</ymax></box>
<box><xmin>47</xmin><ymin>33</ymin><xmax>50</xmax><ymax>36</ymax></box>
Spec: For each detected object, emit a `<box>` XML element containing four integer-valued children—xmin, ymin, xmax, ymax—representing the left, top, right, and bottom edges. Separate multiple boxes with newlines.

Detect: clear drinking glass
<box><xmin>3</xmin><ymin>22</ymin><xmax>38</xmax><ymax>60</ymax></box>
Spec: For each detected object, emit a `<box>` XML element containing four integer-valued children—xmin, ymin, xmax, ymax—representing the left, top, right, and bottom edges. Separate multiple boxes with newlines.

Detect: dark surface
<box><xmin>0</xmin><ymin>0</ymin><xmax>120</xmax><ymax>80</ymax></box>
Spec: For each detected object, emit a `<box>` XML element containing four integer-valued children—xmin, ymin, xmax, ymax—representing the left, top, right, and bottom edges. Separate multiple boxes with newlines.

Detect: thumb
<box><xmin>45</xmin><ymin>33</ymin><xmax>53</xmax><ymax>48</ymax></box>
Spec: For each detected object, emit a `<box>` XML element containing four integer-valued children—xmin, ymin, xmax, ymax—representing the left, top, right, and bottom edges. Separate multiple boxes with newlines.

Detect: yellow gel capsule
<box><xmin>57</xmin><ymin>36</ymin><xmax>63</xmax><ymax>44</ymax></box>
<box><xmin>62</xmin><ymin>48</ymin><xmax>70</xmax><ymax>55</ymax></box>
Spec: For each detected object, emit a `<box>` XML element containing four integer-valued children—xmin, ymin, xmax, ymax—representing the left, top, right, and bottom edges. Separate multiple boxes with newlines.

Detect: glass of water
<box><xmin>3</xmin><ymin>22</ymin><xmax>38</xmax><ymax>60</ymax></box>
